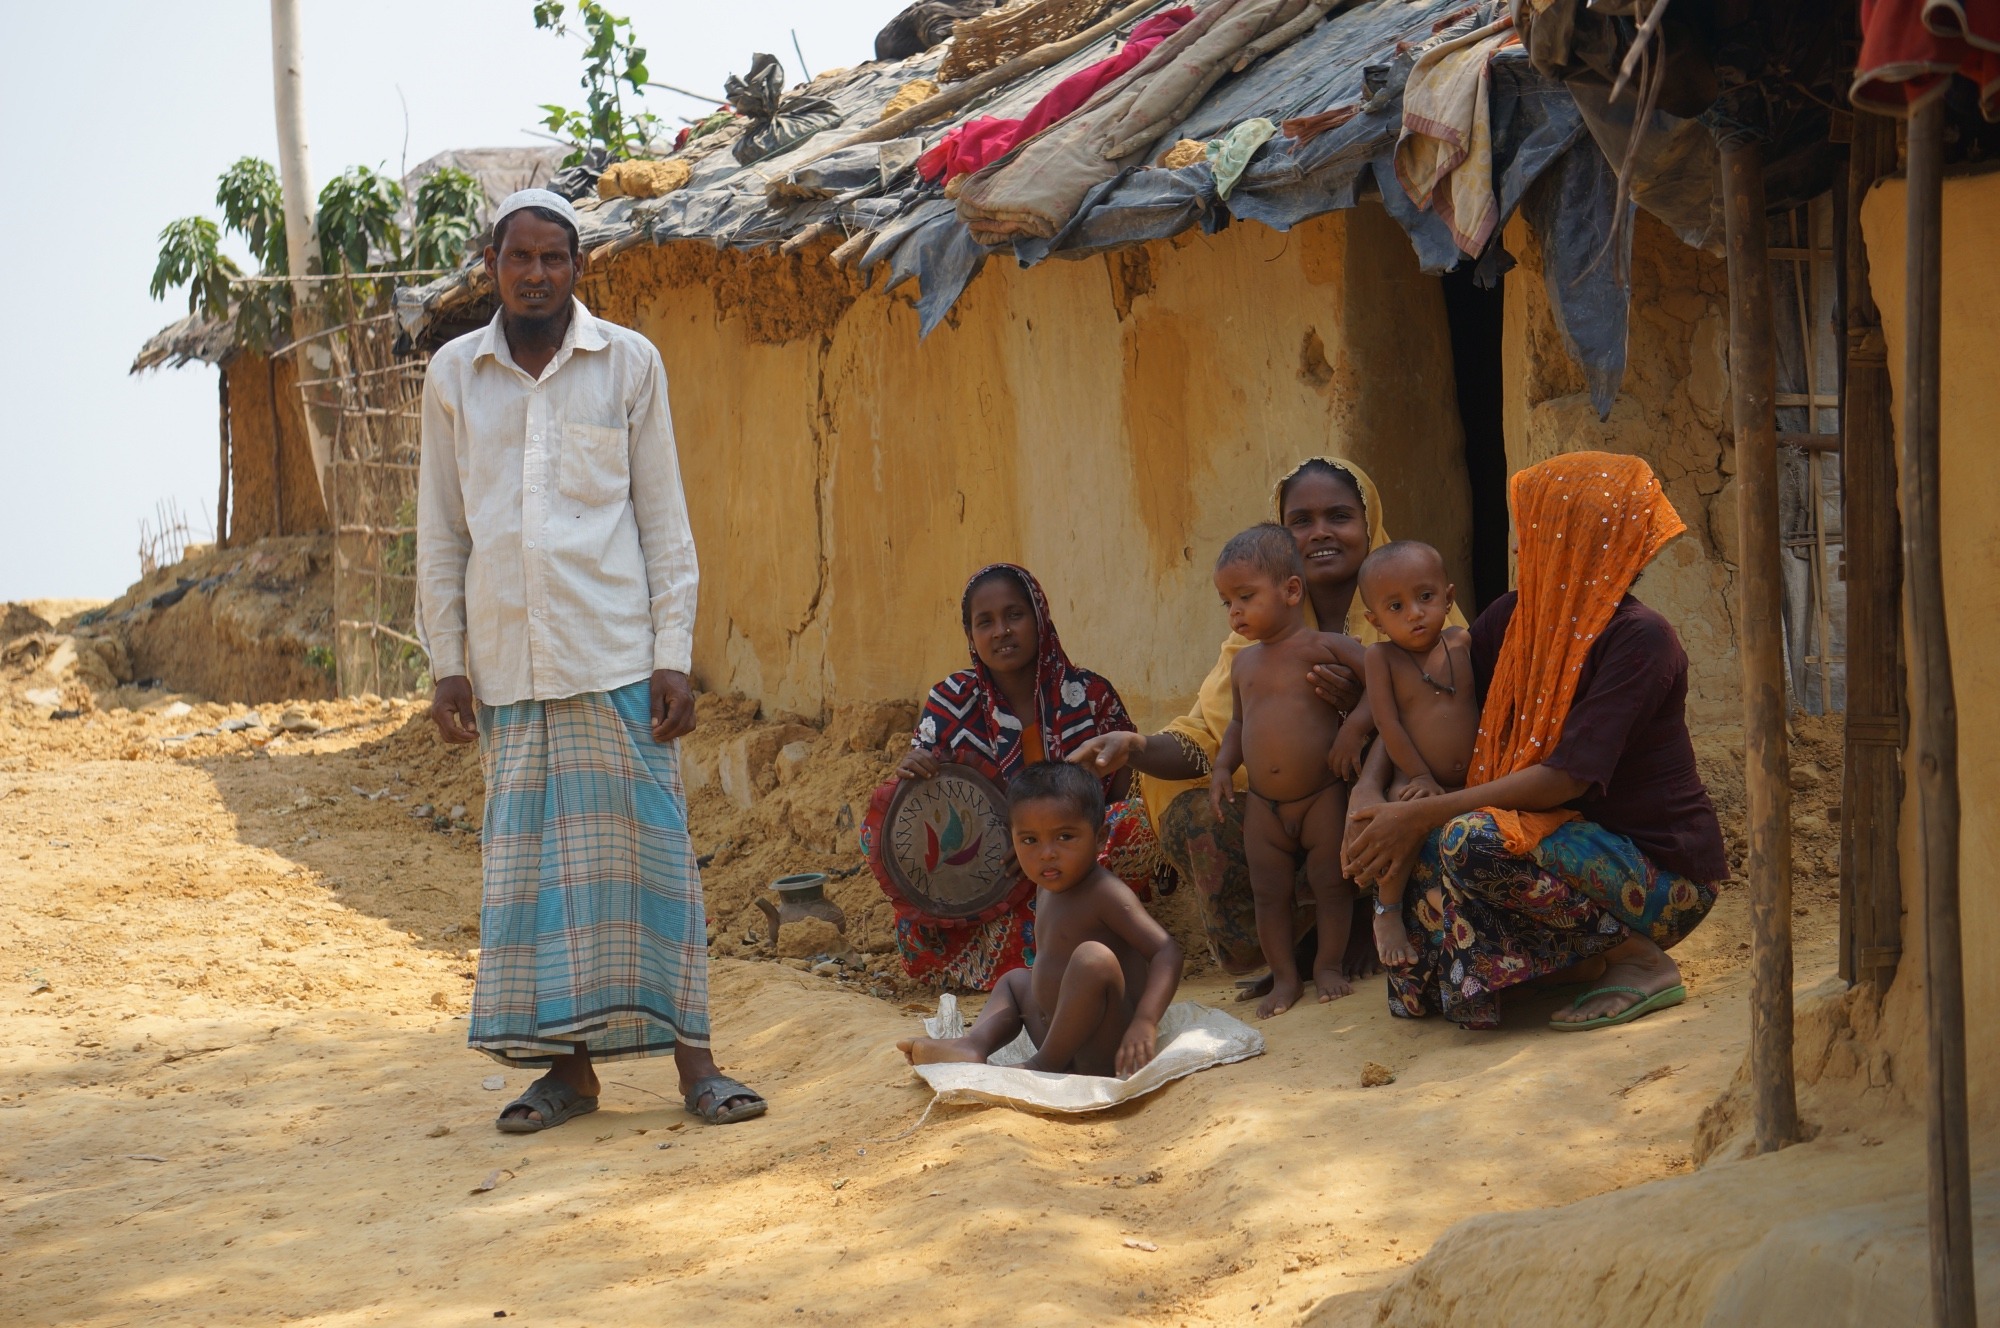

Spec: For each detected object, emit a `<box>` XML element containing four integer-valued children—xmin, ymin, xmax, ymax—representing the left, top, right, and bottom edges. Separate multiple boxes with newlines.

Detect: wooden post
<box><xmin>1903</xmin><ymin>97</ymin><xmax>1977</xmax><ymax>1328</ymax></box>
<box><xmin>1840</xmin><ymin>111</ymin><xmax>1904</xmax><ymax>987</ymax></box>
<box><xmin>268</xmin><ymin>356</ymin><xmax>286</xmax><ymax>538</ymax></box>
<box><xmin>216</xmin><ymin>370</ymin><xmax>232</xmax><ymax>551</ymax></box>
<box><xmin>1719</xmin><ymin>133</ymin><xmax>1800</xmax><ymax>1154</ymax></box>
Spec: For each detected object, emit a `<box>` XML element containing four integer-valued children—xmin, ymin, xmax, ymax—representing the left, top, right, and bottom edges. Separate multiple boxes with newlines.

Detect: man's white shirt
<box><xmin>416</xmin><ymin>299</ymin><xmax>697</xmax><ymax>705</ymax></box>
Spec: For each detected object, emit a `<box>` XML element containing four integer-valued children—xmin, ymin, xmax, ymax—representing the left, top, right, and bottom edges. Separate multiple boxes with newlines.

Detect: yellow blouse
<box><xmin>1139</xmin><ymin>456</ymin><xmax>1468</xmax><ymax>828</ymax></box>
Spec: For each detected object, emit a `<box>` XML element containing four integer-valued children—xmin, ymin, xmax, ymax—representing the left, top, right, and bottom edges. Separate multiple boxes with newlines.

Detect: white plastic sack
<box><xmin>910</xmin><ymin>999</ymin><xmax>1265</xmax><ymax>1115</ymax></box>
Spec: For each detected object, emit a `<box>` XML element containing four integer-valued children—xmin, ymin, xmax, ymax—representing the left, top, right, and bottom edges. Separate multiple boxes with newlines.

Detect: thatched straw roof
<box><xmin>130</xmin><ymin>311</ymin><xmax>239</xmax><ymax>373</ymax></box>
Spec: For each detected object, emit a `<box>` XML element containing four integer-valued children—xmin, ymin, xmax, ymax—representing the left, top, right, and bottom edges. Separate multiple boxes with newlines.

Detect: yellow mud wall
<box><xmin>1862</xmin><ymin>168</ymin><xmax>2000</xmax><ymax>1123</ymax></box>
<box><xmin>591</xmin><ymin>205</ymin><xmax>1472</xmax><ymax>730</ymax></box>
<box><xmin>1500</xmin><ymin>211</ymin><xmax>1741</xmax><ymax>729</ymax></box>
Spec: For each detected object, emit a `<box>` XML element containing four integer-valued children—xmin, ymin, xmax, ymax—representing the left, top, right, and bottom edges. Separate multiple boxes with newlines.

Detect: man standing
<box><xmin>417</xmin><ymin>188</ymin><xmax>764</xmax><ymax>1132</ymax></box>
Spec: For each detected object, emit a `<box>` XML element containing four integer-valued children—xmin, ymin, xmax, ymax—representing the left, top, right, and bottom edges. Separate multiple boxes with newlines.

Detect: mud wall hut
<box><xmin>396</xmin><ymin>0</ymin><xmax>1792</xmax><ymax>732</ymax></box>
<box><xmin>579</xmin><ymin>206</ymin><xmax>1473</xmax><ymax>729</ymax></box>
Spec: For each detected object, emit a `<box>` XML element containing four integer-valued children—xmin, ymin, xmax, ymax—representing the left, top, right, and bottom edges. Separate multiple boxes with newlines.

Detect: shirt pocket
<box><xmin>557</xmin><ymin>421</ymin><xmax>630</xmax><ymax>506</ymax></box>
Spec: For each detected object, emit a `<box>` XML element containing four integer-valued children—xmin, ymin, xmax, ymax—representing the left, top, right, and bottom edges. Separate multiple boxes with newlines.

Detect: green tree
<box><xmin>149</xmin><ymin>217</ymin><xmax>240</xmax><ymax>322</ymax></box>
<box><xmin>534</xmin><ymin>1</ymin><xmax>661</xmax><ymax>163</ymax></box>
<box><xmin>316</xmin><ymin>165</ymin><xmax>406</xmax><ymax>274</ymax></box>
<box><xmin>411</xmin><ymin>166</ymin><xmax>485</xmax><ymax>271</ymax></box>
<box><xmin>216</xmin><ymin>156</ymin><xmax>287</xmax><ymax>274</ymax></box>
<box><xmin>214</xmin><ymin>156</ymin><xmax>291</xmax><ymax>348</ymax></box>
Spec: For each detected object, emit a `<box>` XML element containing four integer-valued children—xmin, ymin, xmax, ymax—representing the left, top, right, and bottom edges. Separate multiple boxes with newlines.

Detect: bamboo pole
<box><xmin>1903</xmin><ymin>97</ymin><xmax>1977</xmax><ymax>1328</ymax></box>
<box><xmin>216</xmin><ymin>371</ymin><xmax>232</xmax><ymax>550</ymax></box>
<box><xmin>1719</xmin><ymin>133</ymin><xmax>1800</xmax><ymax>1154</ymax></box>
<box><xmin>1840</xmin><ymin>110</ymin><xmax>1904</xmax><ymax>987</ymax></box>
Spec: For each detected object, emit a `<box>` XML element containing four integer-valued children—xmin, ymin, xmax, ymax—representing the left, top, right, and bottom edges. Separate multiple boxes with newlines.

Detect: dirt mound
<box><xmin>1</xmin><ymin>602</ymin><xmax>53</xmax><ymax>642</ymax></box>
<box><xmin>368</xmin><ymin>691</ymin><xmax>1220</xmax><ymax>985</ymax></box>
<box><xmin>369</xmin><ymin>692</ymin><xmax>920</xmax><ymax>967</ymax></box>
<box><xmin>65</xmin><ymin>536</ymin><xmax>335</xmax><ymax>705</ymax></box>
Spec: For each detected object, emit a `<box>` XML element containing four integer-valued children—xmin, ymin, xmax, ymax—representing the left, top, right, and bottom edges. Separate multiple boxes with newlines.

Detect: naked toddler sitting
<box><xmin>897</xmin><ymin>762</ymin><xmax>1183</xmax><ymax>1077</ymax></box>
<box><xmin>1353</xmin><ymin>541</ymin><xmax>1479</xmax><ymax>966</ymax></box>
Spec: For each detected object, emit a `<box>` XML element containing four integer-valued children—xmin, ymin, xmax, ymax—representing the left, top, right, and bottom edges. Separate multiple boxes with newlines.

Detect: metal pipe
<box><xmin>1719</xmin><ymin>132</ymin><xmax>1801</xmax><ymax>1154</ymax></box>
<box><xmin>1904</xmin><ymin>96</ymin><xmax>1977</xmax><ymax>1328</ymax></box>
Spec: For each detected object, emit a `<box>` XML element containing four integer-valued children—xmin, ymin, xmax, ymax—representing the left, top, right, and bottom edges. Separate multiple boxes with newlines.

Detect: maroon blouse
<box><xmin>1470</xmin><ymin>592</ymin><xmax>1729</xmax><ymax>884</ymax></box>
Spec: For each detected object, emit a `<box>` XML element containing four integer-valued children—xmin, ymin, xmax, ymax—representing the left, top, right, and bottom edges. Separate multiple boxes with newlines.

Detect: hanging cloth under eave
<box><xmin>1394</xmin><ymin>11</ymin><xmax>1520</xmax><ymax>259</ymax></box>
<box><xmin>1853</xmin><ymin>0</ymin><xmax>2000</xmax><ymax>119</ymax></box>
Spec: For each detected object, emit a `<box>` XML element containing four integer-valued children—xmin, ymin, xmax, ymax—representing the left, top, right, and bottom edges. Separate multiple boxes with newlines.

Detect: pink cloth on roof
<box><xmin>918</xmin><ymin>7</ymin><xmax>1197</xmax><ymax>183</ymax></box>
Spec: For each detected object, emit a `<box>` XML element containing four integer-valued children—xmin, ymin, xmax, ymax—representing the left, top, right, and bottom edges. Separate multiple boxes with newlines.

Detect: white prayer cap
<box><xmin>492</xmin><ymin>187</ymin><xmax>580</xmax><ymax>235</ymax></box>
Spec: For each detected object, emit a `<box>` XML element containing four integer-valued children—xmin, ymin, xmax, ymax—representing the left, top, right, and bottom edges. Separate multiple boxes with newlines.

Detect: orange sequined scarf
<box><xmin>1471</xmin><ymin>452</ymin><xmax>1687</xmax><ymax>853</ymax></box>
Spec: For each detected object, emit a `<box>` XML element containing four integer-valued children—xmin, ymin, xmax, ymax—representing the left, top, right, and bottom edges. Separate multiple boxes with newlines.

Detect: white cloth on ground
<box><xmin>909</xmin><ymin>999</ymin><xmax>1265</xmax><ymax>1115</ymax></box>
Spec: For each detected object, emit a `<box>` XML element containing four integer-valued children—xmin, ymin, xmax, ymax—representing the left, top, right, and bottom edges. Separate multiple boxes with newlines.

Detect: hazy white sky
<box><xmin>0</xmin><ymin>1</ymin><xmax>887</xmax><ymax>601</ymax></box>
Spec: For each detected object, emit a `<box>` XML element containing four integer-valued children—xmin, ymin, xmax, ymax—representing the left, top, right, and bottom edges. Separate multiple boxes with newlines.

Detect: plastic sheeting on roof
<box><xmin>396</xmin><ymin>0</ymin><xmax>1634</xmax><ymax>415</ymax></box>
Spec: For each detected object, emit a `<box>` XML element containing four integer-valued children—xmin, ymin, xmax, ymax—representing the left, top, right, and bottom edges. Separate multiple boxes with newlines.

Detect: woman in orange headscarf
<box><xmin>1343</xmin><ymin>453</ymin><xmax>1727</xmax><ymax>1031</ymax></box>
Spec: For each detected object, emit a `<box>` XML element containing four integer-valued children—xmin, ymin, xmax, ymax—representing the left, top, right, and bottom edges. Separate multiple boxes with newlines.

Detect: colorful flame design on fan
<box><xmin>923</xmin><ymin>805</ymin><xmax>985</xmax><ymax>872</ymax></box>
<box><xmin>882</xmin><ymin>764</ymin><xmax>1015</xmax><ymax>918</ymax></box>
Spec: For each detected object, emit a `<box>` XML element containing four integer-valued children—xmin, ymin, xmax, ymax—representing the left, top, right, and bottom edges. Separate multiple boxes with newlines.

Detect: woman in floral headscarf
<box><xmin>862</xmin><ymin>563</ymin><xmax>1160</xmax><ymax>990</ymax></box>
<box><xmin>1343</xmin><ymin>452</ymin><xmax>1727</xmax><ymax>1031</ymax></box>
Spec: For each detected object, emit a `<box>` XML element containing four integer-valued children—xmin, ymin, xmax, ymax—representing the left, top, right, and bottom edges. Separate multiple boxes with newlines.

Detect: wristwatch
<box><xmin>1372</xmin><ymin>894</ymin><xmax>1392</xmax><ymax>916</ymax></box>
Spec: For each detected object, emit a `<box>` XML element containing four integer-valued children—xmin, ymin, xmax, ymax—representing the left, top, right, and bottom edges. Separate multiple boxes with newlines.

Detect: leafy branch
<box><xmin>150</xmin><ymin>156</ymin><xmax>485</xmax><ymax>350</ymax></box>
<box><xmin>149</xmin><ymin>218</ymin><xmax>240</xmax><ymax>322</ymax></box>
<box><xmin>533</xmin><ymin>1</ymin><xmax>662</xmax><ymax>164</ymax></box>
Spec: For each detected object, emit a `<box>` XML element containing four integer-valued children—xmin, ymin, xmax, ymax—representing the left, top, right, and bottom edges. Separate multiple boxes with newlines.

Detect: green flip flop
<box><xmin>1548</xmin><ymin>983</ymin><xmax>1687</xmax><ymax>1032</ymax></box>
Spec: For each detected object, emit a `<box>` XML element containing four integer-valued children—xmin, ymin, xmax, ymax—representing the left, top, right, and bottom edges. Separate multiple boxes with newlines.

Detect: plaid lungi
<box><xmin>469</xmin><ymin>678</ymin><xmax>710</xmax><ymax>1066</ymax></box>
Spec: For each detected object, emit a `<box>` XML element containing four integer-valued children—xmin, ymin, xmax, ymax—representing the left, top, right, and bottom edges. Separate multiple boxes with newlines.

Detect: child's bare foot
<box><xmin>896</xmin><ymin>1036</ymin><xmax>987</xmax><ymax>1066</ymax></box>
<box><xmin>1373</xmin><ymin>910</ymin><xmax>1418</xmax><ymax>968</ymax></box>
<box><xmin>1343</xmin><ymin>902</ymin><xmax>1382</xmax><ymax>980</ymax></box>
<box><xmin>1314</xmin><ymin>964</ymin><xmax>1354</xmax><ymax>1001</ymax></box>
<box><xmin>1257</xmin><ymin>973</ymin><xmax>1304</xmax><ymax>1019</ymax></box>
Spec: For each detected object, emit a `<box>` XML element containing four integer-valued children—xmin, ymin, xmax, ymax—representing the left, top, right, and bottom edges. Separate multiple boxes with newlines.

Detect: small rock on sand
<box><xmin>1361</xmin><ymin>1062</ymin><xmax>1396</xmax><ymax>1087</ymax></box>
<box><xmin>482</xmin><ymin>1075</ymin><xmax>505</xmax><ymax>1091</ymax></box>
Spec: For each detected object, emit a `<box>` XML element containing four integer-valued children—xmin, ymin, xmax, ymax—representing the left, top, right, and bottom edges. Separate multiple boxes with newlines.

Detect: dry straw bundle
<box><xmin>938</xmin><ymin>0</ymin><xmax>1113</xmax><ymax>82</ymax></box>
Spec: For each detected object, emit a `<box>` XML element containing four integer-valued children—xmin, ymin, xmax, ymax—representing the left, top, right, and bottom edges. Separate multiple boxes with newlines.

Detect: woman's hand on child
<box><xmin>1307</xmin><ymin>660</ymin><xmax>1363</xmax><ymax>714</ymax></box>
<box><xmin>1344</xmin><ymin>799</ymin><xmax>1431</xmax><ymax>890</ymax></box>
<box><xmin>1115</xmin><ymin>1017</ymin><xmax>1159</xmax><ymax>1077</ymax></box>
<box><xmin>1067</xmin><ymin>730</ymin><xmax>1143</xmax><ymax>775</ymax></box>
<box><xmin>895</xmin><ymin>748</ymin><xmax>942</xmax><ymax>782</ymax></box>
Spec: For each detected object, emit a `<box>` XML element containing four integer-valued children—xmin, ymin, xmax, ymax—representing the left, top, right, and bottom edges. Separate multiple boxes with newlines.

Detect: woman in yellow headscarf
<box><xmin>1343</xmin><ymin>453</ymin><xmax>1727</xmax><ymax>1031</ymax></box>
<box><xmin>1070</xmin><ymin>456</ymin><xmax>1451</xmax><ymax>976</ymax></box>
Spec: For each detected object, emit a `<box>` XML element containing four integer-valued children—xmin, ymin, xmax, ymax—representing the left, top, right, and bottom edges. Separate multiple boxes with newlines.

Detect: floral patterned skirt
<box><xmin>1156</xmin><ymin>788</ymin><xmax>1314</xmax><ymax>975</ymax></box>
<box><xmin>1386</xmin><ymin>812</ymin><xmax>1718</xmax><ymax>1030</ymax></box>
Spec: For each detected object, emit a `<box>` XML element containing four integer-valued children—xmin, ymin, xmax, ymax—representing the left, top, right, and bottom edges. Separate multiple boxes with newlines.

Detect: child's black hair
<box><xmin>1007</xmin><ymin>760</ymin><xmax>1106</xmax><ymax>830</ymax></box>
<box><xmin>1214</xmin><ymin>522</ymin><xmax>1304</xmax><ymax>583</ymax></box>
<box><xmin>1357</xmin><ymin>539</ymin><xmax>1447</xmax><ymax>606</ymax></box>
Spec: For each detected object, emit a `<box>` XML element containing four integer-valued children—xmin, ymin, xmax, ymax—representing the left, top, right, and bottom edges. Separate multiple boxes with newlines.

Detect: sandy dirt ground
<box><xmin>0</xmin><ymin>684</ymin><xmax>1843</xmax><ymax>1326</ymax></box>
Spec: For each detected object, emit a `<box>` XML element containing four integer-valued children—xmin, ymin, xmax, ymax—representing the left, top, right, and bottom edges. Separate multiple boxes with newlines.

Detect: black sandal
<box><xmin>682</xmin><ymin>1073</ymin><xmax>767</xmax><ymax>1124</ymax></box>
<box><xmin>495</xmin><ymin>1074</ymin><xmax>599</xmax><ymax>1133</ymax></box>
